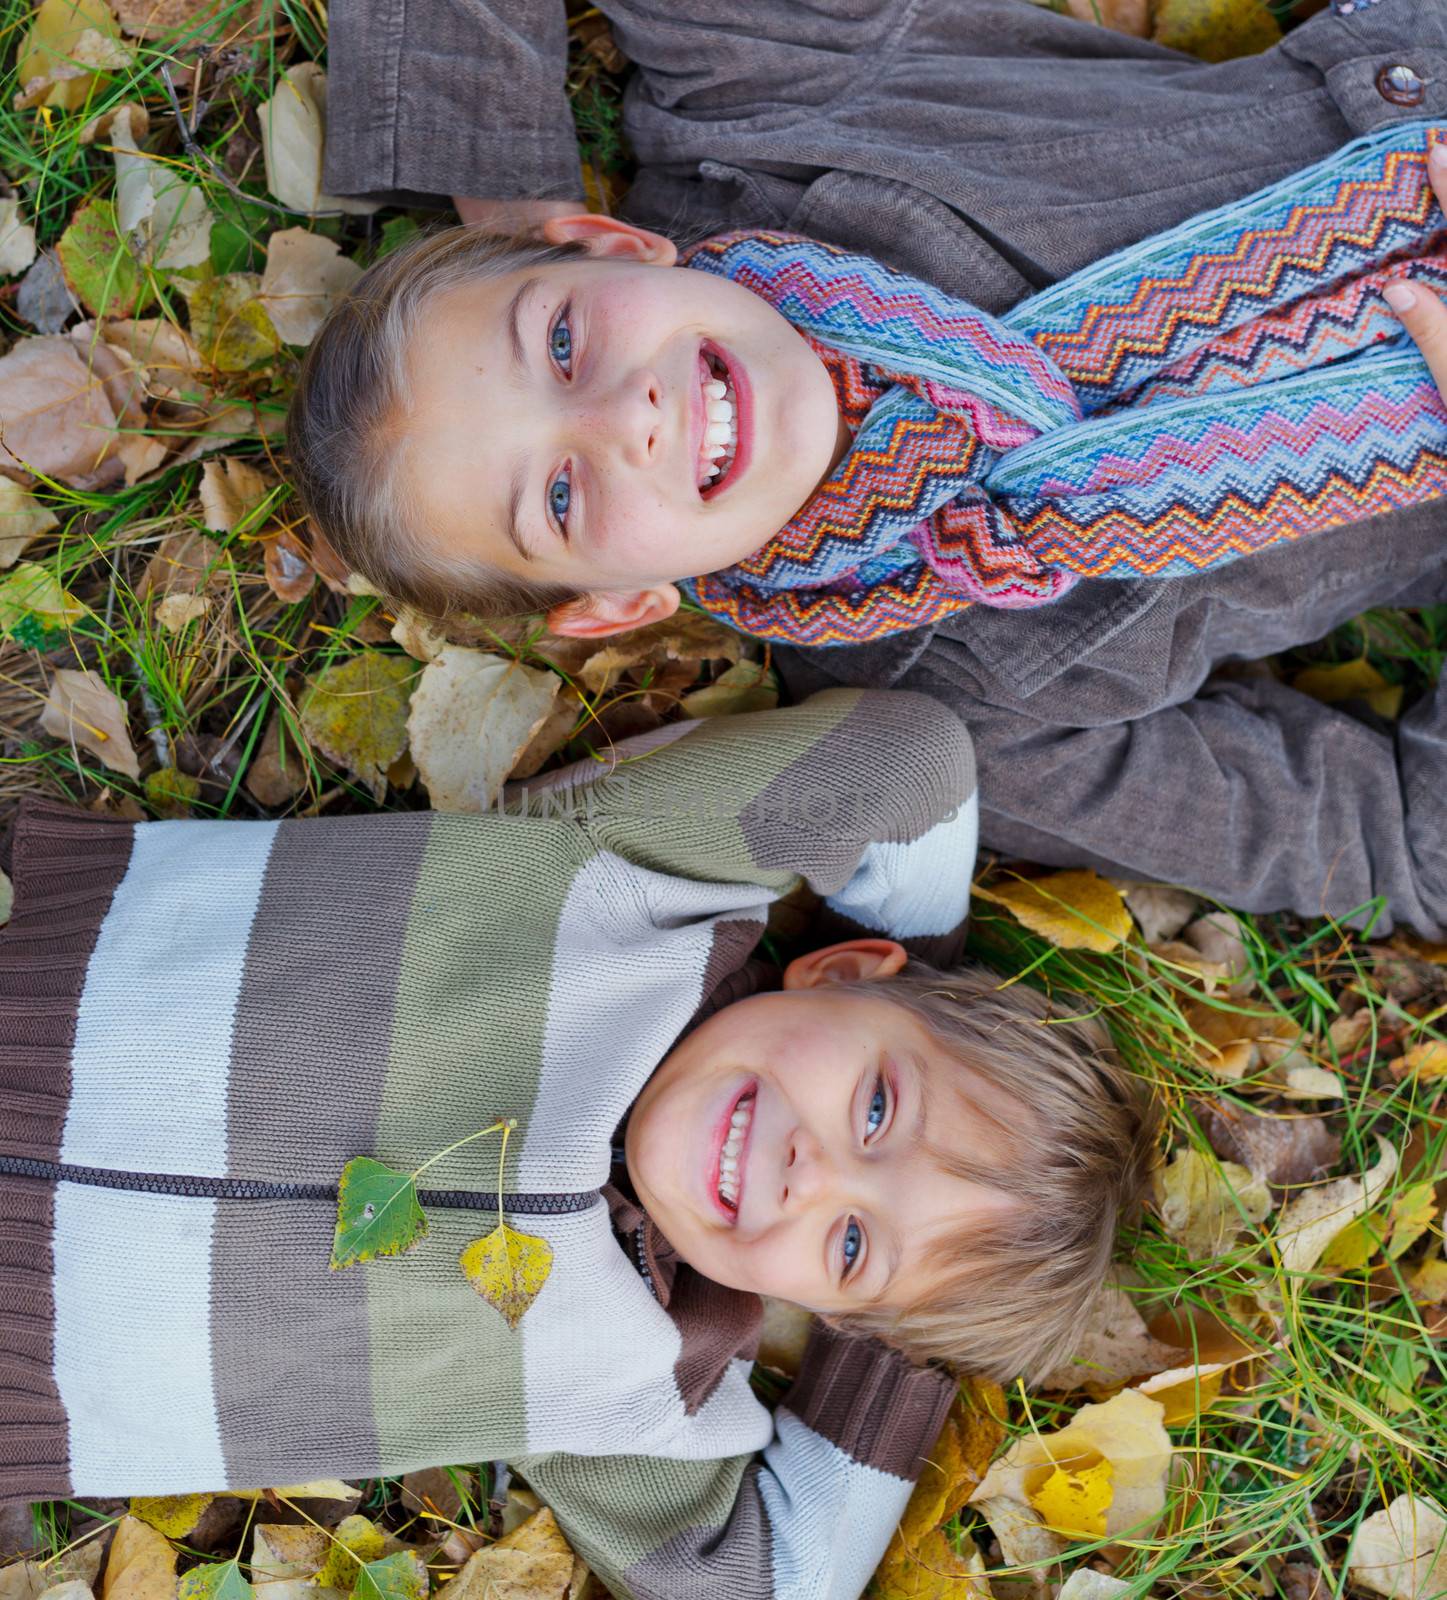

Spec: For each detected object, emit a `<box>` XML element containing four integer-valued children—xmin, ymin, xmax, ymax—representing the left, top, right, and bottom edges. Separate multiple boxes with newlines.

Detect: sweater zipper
<box><xmin>0</xmin><ymin>1154</ymin><xmax>596</xmax><ymax>1215</ymax></box>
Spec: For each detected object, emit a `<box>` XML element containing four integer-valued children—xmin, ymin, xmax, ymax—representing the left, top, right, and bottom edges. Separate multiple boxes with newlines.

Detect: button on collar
<box><xmin>1376</xmin><ymin>64</ymin><xmax>1427</xmax><ymax>107</ymax></box>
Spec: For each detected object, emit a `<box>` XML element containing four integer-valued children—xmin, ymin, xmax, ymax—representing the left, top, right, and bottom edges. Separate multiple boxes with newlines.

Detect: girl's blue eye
<box><xmin>842</xmin><ymin>1220</ymin><xmax>863</xmax><ymax>1276</ymax></box>
<box><xmin>549</xmin><ymin>309</ymin><xmax>573</xmax><ymax>371</ymax></box>
<box><xmin>548</xmin><ymin>468</ymin><xmax>572</xmax><ymax>528</ymax></box>
<box><xmin>866</xmin><ymin>1079</ymin><xmax>887</xmax><ymax>1137</ymax></box>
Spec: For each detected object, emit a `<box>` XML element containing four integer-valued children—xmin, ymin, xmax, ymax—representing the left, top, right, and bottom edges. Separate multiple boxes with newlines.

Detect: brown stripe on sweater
<box><xmin>739</xmin><ymin>691</ymin><xmax>975</xmax><ymax>887</ymax></box>
<box><xmin>224</xmin><ymin>814</ymin><xmax>433</xmax><ymax>1181</ymax></box>
<box><xmin>0</xmin><ymin>1173</ymin><xmax>72</xmax><ymax>1503</ymax></box>
<box><xmin>623</xmin><ymin>1460</ymin><xmax>774</xmax><ymax>1600</ymax></box>
<box><xmin>0</xmin><ymin>803</ymin><xmax>133</xmax><ymax>1501</ymax></box>
<box><xmin>781</xmin><ymin>1321</ymin><xmax>955</xmax><ymax>1480</ymax></box>
<box><xmin>0</xmin><ymin>801</ymin><xmax>134</xmax><ymax>1159</ymax></box>
<box><xmin>209</xmin><ymin>1197</ymin><xmax>382</xmax><ymax>1486</ymax></box>
<box><xmin>670</xmin><ymin>1266</ymin><xmax>762</xmax><ymax>1417</ymax></box>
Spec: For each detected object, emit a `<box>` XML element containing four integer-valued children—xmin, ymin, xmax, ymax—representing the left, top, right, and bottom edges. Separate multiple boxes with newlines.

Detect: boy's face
<box><xmin>401</xmin><ymin>215</ymin><xmax>849</xmax><ymax>636</ymax></box>
<box><xmin>625</xmin><ymin>942</ymin><xmax>1021</xmax><ymax>1317</ymax></box>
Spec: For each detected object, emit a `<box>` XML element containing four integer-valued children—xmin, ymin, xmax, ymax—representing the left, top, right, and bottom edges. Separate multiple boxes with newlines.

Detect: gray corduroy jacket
<box><xmin>323</xmin><ymin>0</ymin><xmax>1447</xmax><ymax>936</ymax></box>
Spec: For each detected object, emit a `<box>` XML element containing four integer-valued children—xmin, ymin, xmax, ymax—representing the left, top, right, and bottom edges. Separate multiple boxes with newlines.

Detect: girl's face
<box><xmin>624</xmin><ymin>941</ymin><xmax>1021</xmax><ymax>1317</ymax></box>
<box><xmin>401</xmin><ymin>216</ymin><xmax>848</xmax><ymax>634</ymax></box>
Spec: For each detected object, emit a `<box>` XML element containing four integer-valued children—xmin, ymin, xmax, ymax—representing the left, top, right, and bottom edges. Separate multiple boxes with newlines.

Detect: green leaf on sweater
<box><xmin>330</xmin><ymin>1157</ymin><xmax>427</xmax><ymax>1269</ymax></box>
<box><xmin>354</xmin><ymin>1552</ymin><xmax>428</xmax><ymax>1600</ymax></box>
<box><xmin>460</xmin><ymin>1222</ymin><xmax>555</xmax><ymax>1331</ymax></box>
<box><xmin>178</xmin><ymin>1557</ymin><xmax>254</xmax><ymax>1600</ymax></box>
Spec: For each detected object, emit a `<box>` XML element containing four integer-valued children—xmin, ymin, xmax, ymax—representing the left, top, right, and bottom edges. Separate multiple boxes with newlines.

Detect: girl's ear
<box><xmin>547</xmin><ymin>585</ymin><xmax>681</xmax><ymax>639</ymax></box>
<box><xmin>540</xmin><ymin>213</ymin><xmax>679</xmax><ymax>267</ymax></box>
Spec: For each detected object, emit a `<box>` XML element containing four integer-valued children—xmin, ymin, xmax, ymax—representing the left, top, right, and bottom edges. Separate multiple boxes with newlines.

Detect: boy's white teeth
<box><xmin>718</xmin><ymin>1092</ymin><xmax>755</xmax><ymax>1210</ymax></box>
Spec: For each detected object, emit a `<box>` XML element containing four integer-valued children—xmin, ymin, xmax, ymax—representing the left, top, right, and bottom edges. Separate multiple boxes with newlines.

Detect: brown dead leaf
<box><xmin>40</xmin><ymin>668</ymin><xmax>140</xmax><ymax>780</ymax></box>
<box><xmin>101</xmin><ymin>1517</ymin><xmax>176</xmax><ymax>1600</ymax></box>
<box><xmin>0</xmin><ymin>477</ymin><xmax>59</xmax><ymax>567</ymax></box>
<box><xmin>101</xmin><ymin>318</ymin><xmax>208</xmax><ymax>404</ymax></box>
<box><xmin>257</xmin><ymin>64</ymin><xmax>379</xmax><ymax>218</ymax></box>
<box><xmin>408</xmin><ymin>647</ymin><xmax>560</xmax><ymax>812</ymax></box>
<box><xmin>1197</xmin><ymin>1102</ymin><xmax>1342</xmax><ymax>1191</ymax></box>
<box><xmin>1349</xmin><ymin>1495</ymin><xmax>1447</xmax><ymax>1600</ymax></box>
<box><xmin>299</xmin><ymin>651</ymin><xmax>414</xmax><ymax>802</ymax></box>
<box><xmin>15</xmin><ymin>0</ymin><xmax>126</xmax><ymax>112</ymax></box>
<box><xmin>1064</xmin><ymin>0</ymin><xmax>1149</xmax><ymax>34</ymax></box>
<box><xmin>199</xmin><ymin>457</ymin><xmax>270</xmax><ymax>532</ymax></box>
<box><xmin>678</xmin><ymin>658</ymin><xmax>779</xmax><ymax>718</ymax></box>
<box><xmin>0</xmin><ymin>199</ymin><xmax>38</xmax><ymax>278</ymax></box>
<box><xmin>109</xmin><ymin>0</ymin><xmax>255</xmax><ymax>41</ymax></box>
<box><xmin>154</xmin><ymin>592</ymin><xmax>209</xmax><ymax>631</ymax></box>
<box><xmin>432</xmin><ymin>1508</ymin><xmax>573</xmax><ymax>1600</ymax></box>
<box><xmin>1119</xmin><ymin>881</ymin><xmax>1199</xmax><ymax>944</ymax></box>
<box><xmin>872</xmin><ymin>1526</ymin><xmax>992</xmax><ymax>1600</ymax></box>
<box><xmin>1036</xmin><ymin>1282</ymin><xmax>1184</xmax><ymax>1392</ymax></box>
<box><xmin>974</xmin><ymin>869</ymin><xmax>1133</xmax><ymax>954</ymax></box>
<box><xmin>263</xmin><ymin>528</ymin><xmax>316</xmax><ymax>604</ymax></box>
<box><xmin>1182</xmin><ymin>997</ymin><xmax>1298</xmax><ymax>1083</ymax></box>
<box><xmin>140</xmin><ymin>530</ymin><xmax>226</xmax><ymax>600</ymax></box>
<box><xmin>1181</xmin><ymin>912</ymin><xmax>1253</xmax><ymax>984</ymax></box>
<box><xmin>0</xmin><ymin>335</ymin><xmax>129</xmax><ymax>488</ymax></box>
<box><xmin>509</xmin><ymin>687</ymin><xmax>581</xmax><ymax>781</ymax></box>
<box><xmin>576</xmin><ymin>611</ymin><xmax>745</xmax><ymax>694</ymax></box>
<box><xmin>1401</xmin><ymin>1040</ymin><xmax>1447</xmax><ymax>1082</ymax></box>
<box><xmin>250</xmin><ymin>1524</ymin><xmax>329</xmax><ymax>1580</ymax></box>
<box><xmin>259</xmin><ymin>228</ymin><xmax>362</xmax><ymax>346</ymax></box>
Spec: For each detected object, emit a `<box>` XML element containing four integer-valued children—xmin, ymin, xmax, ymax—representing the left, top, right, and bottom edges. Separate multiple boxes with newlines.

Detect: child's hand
<box><xmin>1382</xmin><ymin>141</ymin><xmax>1447</xmax><ymax>400</ymax></box>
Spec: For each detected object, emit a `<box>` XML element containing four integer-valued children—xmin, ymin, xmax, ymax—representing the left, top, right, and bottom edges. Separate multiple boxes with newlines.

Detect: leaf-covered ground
<box><xmin>1</xmin><ymin>1</ymin><xmax>1444</xmax><ymax>1598</ymax></box>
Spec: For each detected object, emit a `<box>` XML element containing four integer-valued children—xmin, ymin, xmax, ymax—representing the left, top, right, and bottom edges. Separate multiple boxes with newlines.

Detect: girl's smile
<box><xmin>397</xmin><ymin>214</ymin><xmax>850</xmax><ymax>636</ymax></box>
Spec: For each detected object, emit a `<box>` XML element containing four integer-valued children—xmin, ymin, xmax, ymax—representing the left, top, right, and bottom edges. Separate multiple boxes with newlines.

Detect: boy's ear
<box><xmin>782</xmin><ymin>939</ymin><xmax>909</xmax><ymax>990</ymax></box>
<box><xmin>547</xmin><ymin>585</ymin><xmax>681</xmax><ymax>639</ymax></box>
<box><xmin>540</xmin><ymin>214</ymin><xmax>678</xmax><ymax>267</ymax></box>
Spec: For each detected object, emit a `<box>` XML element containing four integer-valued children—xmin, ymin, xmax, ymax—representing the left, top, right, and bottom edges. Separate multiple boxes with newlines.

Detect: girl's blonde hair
<box><xmin>829</xmin><ymin>961</ymin><xmax>1160</xmax><ymax>1384</ymax></box>
<box><xmin>286</xmin><ymin>225</ymin><xmax>591</xmax><ymax>619</ymax></box>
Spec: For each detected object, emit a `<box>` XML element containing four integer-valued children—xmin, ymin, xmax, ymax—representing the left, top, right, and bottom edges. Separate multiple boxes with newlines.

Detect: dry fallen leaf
<box><xmin>199</xmin><ymin>457</ymin><xmax>271</xmax><ymax>533</ymax></box>
<box><xmin>257</xmin><ymin>64</ymin><xmax>379</xmax><ymax>218</ymax></box>
<box><xmin>969</xmin><ymin>1388</ymin><xmax>1171</xmax><ymax>1545</ymax></box>
<box><xmin>1154</xmin><ymin>1146</ymin><xmax>1271</xmax><ymax>1259</ymax></box>
<box><xmin>263</xmin><ymin>528</ymin><xmax>317</xmax><ymax>604</ymax></box>
<box><xmin>245</xmin><ymin>710</ymin><xmax>307</xmax><ymax>807</ymax></box>
<box><xmin>0</xmin><ymin>477</ymin><xmax>59</xmax><ymax>567</ymax></box>
<box><xmin>872</xmin><ymin>1526</ymin><xmax>992</xmax><ymax>1600</ymax></box>
<box><xmin>575</xmin><ymin>611</ymin><xmax>744</xmax><ymax>695</ymax></box>
<box><xmin>1057</xmin><ymin>1573</ymin><xmax>1132</xmax><ymax>1600</ymax></box>
<box><xmin>974</xmin><ymin>870</ymin><xmax>1133</xmax><ymax>954</ymax></box>
<box><xmin>140</xmin><ymin>530</ymin><xmax>226</xmax><ymax>600</ymax></box>
<box><xmin>1293</xmin><ymin>659</ymin><xmax>1403</xmax><ymax>722</ymax></box>
<box><xmin>1274</xmin><ymin>1136</ymin><xmax>1399</xmax><ymax>1277</ymax></box>
<box><xmin>408</xmin><ymin>647</ymin><xmax>560</xmax><ymax>812</ymax></box>
<box><xmin>0</xmin><ymin>868</ymin><xmax>12</xmax><ymax>928</ymax></box>
<box><xmin>260</xmin><ymin>228</ymin><xmax>363</xmax><ymax>346</ymax></box>
<box><xmin>1349</xmin><ymin>1495</ymin><xmax>1447</xmax><ymax>1600</ymax></box>
<box><xmin>1181</xmin><ymin>996</ymin><xmax>1298</xmax><ymax>1083</ymax></box>
<box><xmin>1119</xmin><ymin>881</ymin><xmax>1200</xmax><ymax>944</ymax></box>
<box><xmin>1401</xmin><ymin>1040</ymin><xmax>1447</xmax><ymax>1082</ymax></box>
<box><xmin>432</xmin><ymin>1508</ymin><xmax>574</xmax><ymax>1600</ymax></box>
<box><xmin>677</xmin><ymin>658</ymin><xmax>779</xmax><ymax>718</ymax></box>
<box><xmin>108</xmin><ymin>103</ymin><xmax>213</xmax><ymax>270</ymax></box>
<box><xmin>1197</xmin><ymin>1102</ymin><xmax>1341</xmax><ymax>1190</ymax></box>
<box><xmin>1036</xmin><ymin>1282</ymin><xmax>1184</xmax><ymax>1393</ymax></box>
<box><xmin>14</xmin><ymin>0</ymin><xmax>126</xmax><ymax>110</ymax></box>
<box><xmin>0</xmin><ymin>335</ymin><xmax>131</xmax><ymax>488</ymax></box>
<box><xmin>40</xmin><ymin>668</ymin><xmax>140</xmax><ymax>780</ymax></box>
<box><xmin>130</xmin><ymin>1496</ymin><xmax>214</xmax><ymax>1539</ymax></box>
<box><xmin>102</xmin><ymin>1517</ymin><xmax>177</xmax><ymax>1600</ymax></box>
<box><xmin>102</xmin><ymin>317</ymin><xmax>209</xmax><ymax>403</ymax></box>
<box><xmin>300</xmin><ymin>651</ymin><xmax>415</xmax><ymax>802</ymax></box>
<box><xmin>1181</xmin><ymin>911</ymin><xmax>1253</xmax><ymax>983</ymax></box>
<box><xmin>154</xmin><ymin>591</ymin><xmax>209</xmax><ymax>631</ymax></box>
<box><xmin>0</xmin><ymin>198</ymin><xmax>38</xmax><ymax>278</ymax></box>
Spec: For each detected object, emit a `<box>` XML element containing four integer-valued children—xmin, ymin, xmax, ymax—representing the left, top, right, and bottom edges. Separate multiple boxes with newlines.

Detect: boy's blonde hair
<box><xmin>831</xmin><ymin>961</ymin><xmax>1159</xmax><ymax>1384</ymax></box>
<box><xmin>286</xmin><ymin>226</ymin><xmax>590</xmax><ymax>619</ymax></box>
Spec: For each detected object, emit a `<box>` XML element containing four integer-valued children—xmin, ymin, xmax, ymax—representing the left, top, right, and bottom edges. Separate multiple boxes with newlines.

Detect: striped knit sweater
<box><xmin>0</xmin><ymin>689</ymin><xmax>979</xmax><ymax>1600</ymax></box>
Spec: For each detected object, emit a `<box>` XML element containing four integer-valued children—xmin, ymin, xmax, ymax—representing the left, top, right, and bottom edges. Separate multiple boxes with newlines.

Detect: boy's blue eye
<box><xmin>549</xmin><ymin>308</ymin><xmax>573</xmax><ymax>371</ymax></box>
<box><xmin>866</xmin><ymin>1078</ymin><xmax>887</xmax><ymax>1137</ymax></box>
<box><xmin>548</xmin><ymin>468</ymin><xmax>572</xmax><ymax>528</ymax></box>
<box><xmin>842</xmin><ymin>1220</ymin><xmax>863</xmax><ymax>1275</ymax></box>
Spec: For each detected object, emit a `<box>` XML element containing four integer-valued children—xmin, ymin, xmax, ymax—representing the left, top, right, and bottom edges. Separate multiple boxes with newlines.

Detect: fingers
<box><xmin>1385</xmin><ymin>276</ymin><xmax>1447</xmax><ymax>400</ymax></box>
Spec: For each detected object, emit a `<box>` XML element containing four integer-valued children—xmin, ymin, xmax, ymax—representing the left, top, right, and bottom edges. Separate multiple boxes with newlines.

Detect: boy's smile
<box><xmin>624</xmin><ymin>942</ymin><xmax>1022</xmax><ymax>1317</ymax></box>
<box><xmin>399</xmin><ymin>215</ymin><xmax>850</xmax><ymax>635</ymax></box>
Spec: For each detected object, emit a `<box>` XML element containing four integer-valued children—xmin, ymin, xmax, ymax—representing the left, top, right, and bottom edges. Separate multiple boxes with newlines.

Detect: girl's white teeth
<box><xmin>705</xmin><ymin>379</ymin><xmax>726</xmax><ymax>400</ymax></box>
<box><xmin>699</xmin><ymin>359</ymin><xmax>739</xmax><ymax>487</ymax></box>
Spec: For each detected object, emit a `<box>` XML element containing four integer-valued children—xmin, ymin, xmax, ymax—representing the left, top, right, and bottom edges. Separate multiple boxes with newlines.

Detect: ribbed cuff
<box><xmin>782</xmin><ymin>1322</ymin><xmax>954</xmax><ymax>1481</ymax></box>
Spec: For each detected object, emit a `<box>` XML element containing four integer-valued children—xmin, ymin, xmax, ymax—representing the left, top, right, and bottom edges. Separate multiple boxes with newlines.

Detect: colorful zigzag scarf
<box><xmin>680</xmin><ymin>120</ymin><xmax>1447</xmax><ymax>647</ymax></box>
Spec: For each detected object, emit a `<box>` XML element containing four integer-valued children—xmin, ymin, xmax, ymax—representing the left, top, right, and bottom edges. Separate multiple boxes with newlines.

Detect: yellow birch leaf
<box><xmin>1408</xmin><ymin>1258</ymin><xmax>1447</xmax><ymax>1304</ymax></box>
<box><xmin>871</xmin><ymin>1526</ymin><xmax>992</xmax><ymax>1600</ymax></box>
<box><xmin>1133</xmin><ymin>1362</ymin><xmax>1229</xmax><ymax>1426</ymax></box>
<box><xmin>102</xmin><ymin>1517</ymin><xmax>177</xmax><ymax>1600</ymax></box>
<box><xmin>460</xmin><ymin>1222</ymin><xmax>555</xmax><ymax>1330</ymax></box>
<box><xmin>1274</xmin><ymin>1137</ymin><xmax>1399</xmax><ymax>1277</ymax></box>
<box><xmin>1386</xmin><ymin>1182</ymin><xmax>1439</xmax><ymax>1261</ymax></box>
<box><xmin>1292</xmin><ymin>660</ymin><xmax>1403</xmax><ymax>721</ymax></box>
<box><xmin>316</xmin><ymin>1515</ymin><xmax>386</xmax><ymax>1593</ymax></box>
<box><xmin>1318</xmin><ymin>1216</ymin><xmax>1382</xmax><ymax>1272</ymax></box>
<box><xmin>1401</xmin><ymin>1041</ymin><xmax>1447</xmax><ymax>1082</ymax></box>
<box><xmin>973</xmin><ymin>870</ymin><xmax>1132</xmax><ymax>953</ymax></box>
<box><xmin>1028</xmin><ymin>1455</ymin><xmax>1114</xmax><ymax>1539</ymax></box>
<box><xmin>129</xmin><ymin>1495</ymin><xmax>215</xmax><ymax>1538</ymax></box>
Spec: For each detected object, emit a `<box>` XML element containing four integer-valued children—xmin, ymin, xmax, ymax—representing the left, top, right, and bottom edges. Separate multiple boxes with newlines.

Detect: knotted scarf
<box><xmin>680</xmin><ymin>120</ymin><xmax>1447</xmax><ymax>647</ymax></box>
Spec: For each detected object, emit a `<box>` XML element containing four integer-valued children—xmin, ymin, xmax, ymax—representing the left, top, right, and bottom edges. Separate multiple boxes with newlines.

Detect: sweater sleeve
<box><xmin>511</xmin><ymin>1322</ymin><xmax>955</xmax><ymax>1600</ymax></box>
<box><xmin>509</xmin><ymin>687</ymin><xmax>979</xmax><ymax>962</ymax></box>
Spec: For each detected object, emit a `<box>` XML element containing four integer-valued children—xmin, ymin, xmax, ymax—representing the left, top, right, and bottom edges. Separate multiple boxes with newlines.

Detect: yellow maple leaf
<box><xmin>460</xmin><ymin>1222</ymin><xmax>555</xmax><ymax>1330</ymax></box>
<box><xmin>129</xmin><ymin>1494</ymin><xmax>214</xmax><ymax>1538</ymax></box>
<box><xmin>974</xmin><ymin>871</ymin><xmax>1132</xmax><ymax>953</ymax></box>
<box><xmin>1292</xmin><ymin>660</ymin><xmax>1403</xmax><ymax>721</ymax></box>
<box><xmin>1401</xmin><ymin>1041</ymin><xmax>1447</xmax><ymax>1082</ymax></box>
<box><xmin>1386</xmin><ymin>1181</ymin><xmax>1439</xmax><ymax>1261</ymax></box>
<box><xmin>1028</xmin><ymin>1455</ymin><xmax>1115</xmax><ymax>1539</ymax></box>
